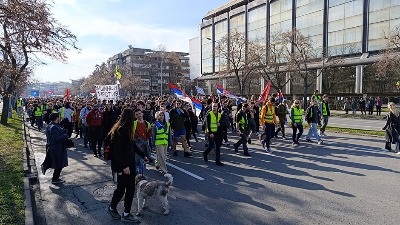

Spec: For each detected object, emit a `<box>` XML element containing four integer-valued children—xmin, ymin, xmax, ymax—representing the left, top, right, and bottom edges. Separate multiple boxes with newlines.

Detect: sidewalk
<box><xmin>26</xmin><ymin>121</ymin><xmax>166</xmax><ymax>225</ymax></box>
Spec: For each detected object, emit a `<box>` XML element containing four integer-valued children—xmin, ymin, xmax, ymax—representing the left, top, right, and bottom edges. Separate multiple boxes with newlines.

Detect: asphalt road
<box><xmin>328</xmin><ymin>117</ymin><xmax>384</xmax><ymax>131</ymax></box>
<box><xmin>27</xmin><ymin>121</ymin><xmax>400</xmax><ymax>225</ymax></box>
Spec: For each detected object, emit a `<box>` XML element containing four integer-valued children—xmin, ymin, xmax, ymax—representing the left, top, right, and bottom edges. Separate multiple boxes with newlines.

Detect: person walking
<box><xmin>16</xmin><ymin>98</ymin><xmax>23</xmax><ymax>118</ymax></box>
<box><xmin>359</xmin><ymin>97</ymin><xmax>366</xmax><ymax>115</ymax></box>
<box><xmin>375</xmin><ymin>96</ymin><xmax>383</xmax><ymax>116</ymax></box>
<box><xmin>382</xmin><ymin>102</ymin><xmax>400</xmax><ymax>154</ymax></box>
<box><xmin>220</xmin><ymin>100</ymin><xmax>231</xmax><ymax>146</ymax></box>
<box><xmin>290</xmin><ymin>100</ymin><xmax>304</xmax><ymax>145</ymax></box>
<box><xmin>275</xmin><ymin>100</ymin><xmax>288</xmax><ymax>139</ymax></box>
<box><xmin>42</xmin><ymin>113</ymin><xmax>69</xmax><ymax>184</ymax></box>
<box><xmin>343</xmin><ymin>98</ymin><xmax>351</xmax><ymax>114</ymax></box>
<box><xmin>108</xmin><ymin>108</ymin><xmax>148</xmax><ymax>223</ymax></box>
<box><xmin>86</xmin><ymin>104</ymin><xmax>104</xmax><ymax>157</ymax></box>
<box><xmin>368</xmin><ymin>97</ymin><xmax>374</xmax><ymax>115</ymax></box>
<box><xmin>305</xmin><ymin>100</ymin><xmax>323</xmax><ymax>144</ymax></box>
<box><xmin>169</xmin><ymin>100</ymin><xmax>191</xmax><ymax>157</ymax></box>
<box><xmin>319</xmin><ymin>94</ymin><xmax>330</xmax><ymax>136</ymax></box>
<box><xmin>233</xmin><ymin>103</ymin><xmax>251</xmax><ymax>156</ymax></box>
<box><xmin>80</xmin><ymin>102</ymin><xmax>92</xmax><ymax>148</ymax></box>
<box><xmin>152</xmin><ymin>111</ymin><xmax>172</xmax><ymax>175</ymax></box>
<box><xmin>260</xmin><ymin>97</ymin><xmax>278</xmax><ymax>153</ymax></box>
<box><xmin>33</xmin><ymin>101</ymin><xmax>46</xmax><ymax>131</ymax></box>
<box><xmin>203</xmin><ymin>102</ymin><xmax>224</xmax><ymax>166</ymax></box>
<box><xmin>59</xmin><ymin>102</ymin><xmax>74</xmax><ymax>137</ymax></box>
<box><xmin>133</xmin><ymin>109</ymin><xmax>152</xmax><ymax>174</ymax></box>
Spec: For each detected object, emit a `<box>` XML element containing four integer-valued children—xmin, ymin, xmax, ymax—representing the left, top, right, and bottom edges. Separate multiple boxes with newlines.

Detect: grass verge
<box><xmin>330</xmin><ymin>113</ymin><xmax>386</xmax><ymax>120</ymax></box>
<box><xmin>0</xmin><ymin>112</ymin><xmax>25</xmax><ymax>225</ymax></box>
<box><xmin>325</xmin><ymin>126</ymin><xmax>385</xmax><ymax>137</ymax></box>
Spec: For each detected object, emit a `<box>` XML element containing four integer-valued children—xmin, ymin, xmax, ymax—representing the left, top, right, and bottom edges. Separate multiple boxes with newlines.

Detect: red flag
<box><xmin>66</xmin><ymin>88</ymin><xmax>70</xmax><ymax>100</ymax></box>
<box><xmin>258</xmin><ymin>80</ymin><xmax>271</xmax><ymax>103</ymax></box>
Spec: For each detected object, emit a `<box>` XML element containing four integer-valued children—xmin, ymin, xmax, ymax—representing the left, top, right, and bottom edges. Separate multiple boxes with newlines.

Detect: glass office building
<box><xmin>200</xmin><ymin>0</ymin><xmax>400</xmax><ymax>95</ymax></box>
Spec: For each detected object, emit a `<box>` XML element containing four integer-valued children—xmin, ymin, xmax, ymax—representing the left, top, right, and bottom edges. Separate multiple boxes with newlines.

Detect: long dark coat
<box><xmin>383</xmin><ymin>112</ymin><xmax>400</xmax><ymax>143</ymax></box>
<box><xmin>46</xmin><ymin>123</ymin><xmax>69</xmax><ymax>169</ymax></box>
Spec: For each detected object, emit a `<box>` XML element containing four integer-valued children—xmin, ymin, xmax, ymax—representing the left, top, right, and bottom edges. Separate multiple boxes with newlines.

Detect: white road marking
<box><xmin>150</xmin><ymin>154</ymin><xmax>205</xmax><ymax>181</ymax></box>
<box><xmin>166</xmin><ymin>162</ymin><xmax>205</xmax><ymax>181</ymax></box>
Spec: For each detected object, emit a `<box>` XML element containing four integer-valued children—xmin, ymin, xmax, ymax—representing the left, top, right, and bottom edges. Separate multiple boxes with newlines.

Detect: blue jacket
<box><xmin>46</xmin><ymin>123</ymin><xmax>69</xmax><ymax>169</ymax></box>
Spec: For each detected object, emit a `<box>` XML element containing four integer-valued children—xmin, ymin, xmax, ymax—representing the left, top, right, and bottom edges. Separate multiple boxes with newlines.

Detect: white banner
<box><xmin>95</xmin><ymin>85</ymin><xmax>119</xmax><ymax>101</ymax></box>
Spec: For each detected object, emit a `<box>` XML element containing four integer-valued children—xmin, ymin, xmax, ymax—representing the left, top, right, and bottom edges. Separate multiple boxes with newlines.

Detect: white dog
<box><xmin>135</xmin><ymin>173</ymin><xmax>173</xmax><ymax>215</ymax></box>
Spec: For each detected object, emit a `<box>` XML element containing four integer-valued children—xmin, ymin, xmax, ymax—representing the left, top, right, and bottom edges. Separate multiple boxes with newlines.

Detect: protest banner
<box><xmin>95</xmin><ymin>85</ymin><xmax>119</xmax><ymax>101</ymax></box>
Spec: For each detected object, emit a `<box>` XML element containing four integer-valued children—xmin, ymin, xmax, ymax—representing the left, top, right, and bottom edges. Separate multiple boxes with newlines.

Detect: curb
<box><xmin>22</xmin><ymin>115</ymin><xmax>36</xmax><ymax>225</ymax></box>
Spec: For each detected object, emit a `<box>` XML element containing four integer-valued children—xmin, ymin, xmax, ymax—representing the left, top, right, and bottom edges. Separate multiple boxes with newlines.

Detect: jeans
<box><xmin>306</xmin><ymin>123</ymin><xmax>321</xmax><ymax>141</ymax></box>
<box><xmin>320</xmin><ymin>116</ymin><xmax>329</xmax><ymax>133</ymax></box>
<box><xmin>263</xmin><ymin>123</ymin><xmax>275</xmax><ymax>149</ymax></box>
<box><xmin>82</xmin><ymin>124</ymin><xmax>89</xmax><ymax>147</ymax></box>
<box><xmin>376</xmin><ymin>105</ymin><xmax>382</xmax><ymax>115</ymax></box>
<box><xmin>275</xmin><ymin>120</ymin><xmax>286</xmax><ymax>138</ymax></box>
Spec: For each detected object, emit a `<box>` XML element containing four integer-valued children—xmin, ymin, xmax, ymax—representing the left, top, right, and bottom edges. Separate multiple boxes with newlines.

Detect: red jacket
<box><xmin>86</xmin><ymin>109</ymin><xmax>104</xmax><ymax>127</ymax></box>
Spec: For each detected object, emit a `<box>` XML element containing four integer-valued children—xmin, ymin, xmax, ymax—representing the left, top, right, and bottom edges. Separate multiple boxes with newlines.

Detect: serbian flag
<box><xmin>168</xmin><ymin>83</ymin><xmax>191</xmax><ymax>104</ymax></box>
<box><xmin>279</xmin><ymin>90</ymin><xmax>284</xmax><ymax>103</ymax></box>
<box><xmin>258</xmin><ymin>80</ymin><xmax>271</xmax><ymax>103</ymax></box>
<box><xmin>189</xmin><ymin>96</ymin><xmax>203</xmax><ymax>111</ymax></box>
<box><xmin>115</xmin><ymin>67</ymin><xmax>122</xmax><ymax>79</ymax></box>
<box><xmin>216</xmin><ymin>84</ymin><xmax>237</xmax><ymax>99</ymax></box>
<box><xmin>66</xmin><ymin>88</ymin><xmax>70</xmax><ymax>100</ymax></box>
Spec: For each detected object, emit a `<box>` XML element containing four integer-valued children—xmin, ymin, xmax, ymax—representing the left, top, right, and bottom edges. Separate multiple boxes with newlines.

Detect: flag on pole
<box><xmin>168</xmin><ymin>83</ymin><xmax>191</xmax><ymax>104</ymax></box>
<box><xmin>115</xmin><ymin>67</ymin><xmax>122</xmax><ymax>79</ymax></box>
<box><xmin>66</xmin><ymin>88</ymin><xmax>70</xmax><ymax>100</ymax></box>
<box><xmin>215</xmin><ymin>84</ymin><xmax>237</xmax><ymax>99</ymax></box>
<box><xmin>258</xmin><ymin>80</ymin><xmax>271</xmax><ymax>103</ymax></box>
<box><xmin>189</xmin><ymin>96</ymin><xmax>203</xmax><ymax>111</ymax></box>
<box><xmin>195</xmin><ymin>86</ymin><xmax>206</xmax><ymax>95</ymax></box>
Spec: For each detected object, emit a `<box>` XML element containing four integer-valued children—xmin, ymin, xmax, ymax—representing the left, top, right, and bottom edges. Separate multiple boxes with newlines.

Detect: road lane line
<box><xmin>150</xmin><ymin>154</ymin><xmax>205</xmax><ymax>181</ymax></box>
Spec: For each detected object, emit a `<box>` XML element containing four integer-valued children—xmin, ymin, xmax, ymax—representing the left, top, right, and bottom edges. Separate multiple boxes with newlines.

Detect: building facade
<box><xmin>199</xmin><ymin>0</ymin><xmax>400</xmax><ymax>96</ymax></box>
<box><xmin>108</xmin><ymin>47</ymin><xmax>190</xmax><ymax>96</ymax></box>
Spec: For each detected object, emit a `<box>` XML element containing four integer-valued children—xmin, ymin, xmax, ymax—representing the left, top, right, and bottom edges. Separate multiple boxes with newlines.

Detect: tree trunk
<box><xmin>303</xmin><ymin>76</ymin><xmax>308</xmax><ymax>109</ymax></box>
<box><xmin>1</xmin><ymin>95</ymin><xmax>10</xmax><ymax>125</ymax></box>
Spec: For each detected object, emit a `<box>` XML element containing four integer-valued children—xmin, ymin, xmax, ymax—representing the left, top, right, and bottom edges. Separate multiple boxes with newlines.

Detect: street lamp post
<box><xmin>160</xmin><ymin>57</ymin><xmax>163</xmax><ymax>96</ymax></box>
<box><xmin>207</xmin><ymin>37</ymin><xmax>221</xmax><ymax>85</ymax></box>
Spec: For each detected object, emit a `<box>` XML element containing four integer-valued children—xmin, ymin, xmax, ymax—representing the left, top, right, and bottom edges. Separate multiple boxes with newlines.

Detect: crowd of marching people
<box><xmin>22</xmin><ymin>89</ymin><xmax>334</xmax><ymax>169</ymax></box>
<box><xmin>16</xmin><ymin>89</ymin><xmax>400</xmax><ymax>222</ymax></box>
<box><xmin>20</xmin><ymin>89</ymin><xmax>400</xmax><ymax>179</ymax></box>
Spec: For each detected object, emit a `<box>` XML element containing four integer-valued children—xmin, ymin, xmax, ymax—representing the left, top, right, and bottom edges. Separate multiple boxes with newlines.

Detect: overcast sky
<box><xmin>34</xmin><ymin>0</ymin><xmax>229</xmax><ymax>82</ymax></box>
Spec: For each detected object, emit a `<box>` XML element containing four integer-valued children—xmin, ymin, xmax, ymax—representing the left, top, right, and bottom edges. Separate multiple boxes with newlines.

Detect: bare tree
<box><xmin>373</xmin><ymin>25</ymin><xmax>400</xmax><ymax>91</ymax></box>
<box><xmin>253</xmin><ymin>33</ymin><xmax>288</xmax><ymax>92</ymax></box>
<box><xmin>0</xmin><ymin>0</ymin><xmax>78</xmax><ymax>124</ymax></box>
<box><xmin>216</xmin><ymin>30</ymin><xmax>259</xmax><ymax>96</ymax></box>
<box><xmin>81</xmin><ymin>63</ymin><xmax>114</xmax><ymax>95</ymax></box>
<box><xmin>120</xmin><ymin>73</ymin><xmax>142</xmax><ymax>96</ymax></box>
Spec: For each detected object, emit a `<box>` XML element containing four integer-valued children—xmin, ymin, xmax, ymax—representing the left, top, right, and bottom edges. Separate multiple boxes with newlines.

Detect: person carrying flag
<box><xmin>260</xmin><ymin>97</ymin><xmax>278</xmax><ymax>153</ymax></box>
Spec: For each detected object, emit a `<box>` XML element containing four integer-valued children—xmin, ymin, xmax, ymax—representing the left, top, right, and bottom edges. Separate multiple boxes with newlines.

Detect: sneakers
<box><xmin>51</xmin><ymin>179</ymin><xmax>65</xmax><ymax>184</ymax></box>
<box><xmin>121</xmin><ymin>213</ymin><xmax>140</xmax><ymax>223</ymax></box>
<box><xmin>244</xmin><ymin>152</ymin><xmax>251</xmax><ymax>157</ymax></box>
<box><xmin>108</xmin><ymin>206</ymin><xmax>121</xmax><ymax>220</ymax></box>
<box><xmin>266</xmin><ymin>148</ymin><xmax>274</xmax><ymax>153</ymax></box>
<box><xmin>305</xmin><ymin>139</ymin><xmax>313</xmax><ymax>143</ymax></box>
<box><xmin>173</xmin><ymin>151</ymin><xmax>178</xmax><ymax>156</ymax></box>
<box><xmin>318</xmin><ymin>140</ymin><xmax>324</xmax><ymax>145</ymax></box>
